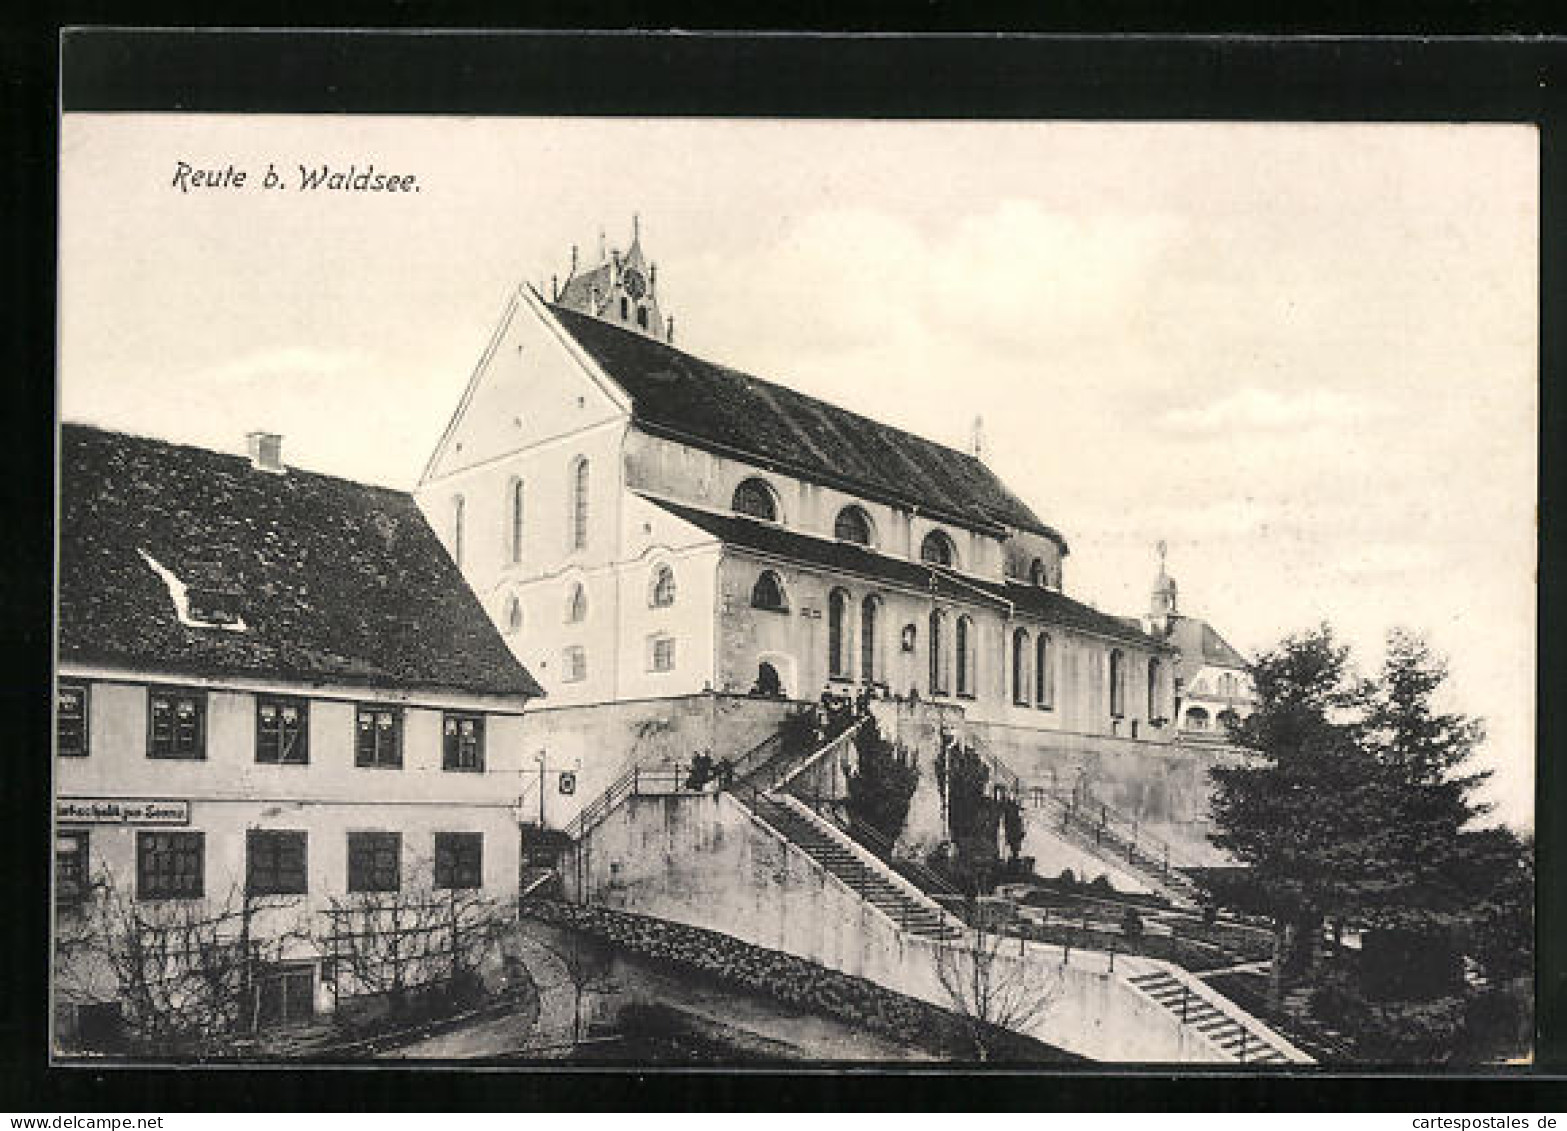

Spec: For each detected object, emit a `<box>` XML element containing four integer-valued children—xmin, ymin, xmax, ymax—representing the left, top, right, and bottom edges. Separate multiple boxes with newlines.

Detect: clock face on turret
<box><xmin>621</xmin><ymin>267</ymin><xmax>648</xmax><ymax>300</ymax></box>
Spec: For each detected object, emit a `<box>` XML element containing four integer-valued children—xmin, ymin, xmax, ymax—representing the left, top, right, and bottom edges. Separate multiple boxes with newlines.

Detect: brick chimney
<box><xmin>246</xmin><ymin>431</ymin><xmax>284</xmax><ymax>474</ymax></box>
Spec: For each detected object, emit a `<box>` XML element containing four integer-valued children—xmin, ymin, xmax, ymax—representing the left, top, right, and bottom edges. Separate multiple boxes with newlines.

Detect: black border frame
<box><xmin>3</xmin><ymin>24</ymin><xmax>1563</xmax><ymax>1112</ymax></box>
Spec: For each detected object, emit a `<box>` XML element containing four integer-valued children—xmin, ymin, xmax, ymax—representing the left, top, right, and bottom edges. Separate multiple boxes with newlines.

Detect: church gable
<box><xmin>421</xmin><ymin>287</ymin><xmax>631</xmax><ymax>485</ymax></box>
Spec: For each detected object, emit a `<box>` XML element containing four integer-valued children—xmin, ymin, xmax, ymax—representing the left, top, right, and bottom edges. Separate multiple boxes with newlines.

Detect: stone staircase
<box><xmin>1126</xmin><ymin>968</ymin><xmax>1298</xmax><ymax>1065</ymax></box>
<box><xmin>744</xmin><ymin>793</ymin><xmax>963</xmax><ymax>943</ymax></box>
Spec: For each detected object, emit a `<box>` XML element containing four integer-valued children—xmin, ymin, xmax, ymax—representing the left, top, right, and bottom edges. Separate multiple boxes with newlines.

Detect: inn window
<box><xmin>347</xmin><ymin>831</ymin><xmax>401</xmax><ymax>894</ymax></box>
<box><xmin>57</xmin><ymin>683</ymin><xmax>88</xmax><ymax>757</ymax></box>
<box><xmin>246</xmin><ymin>829</ymin><xmax>308</xmax><ymax>896</ymax></box>
<box><xmin>137</xmin><ymin>831</ymin><xmax>204</xmax><ymax>901</ymax></box>
<box><xmin>563</xmin><ymin>646</ymin><xmax>588</xmax><ymax>684</ymax></box>
<box><xmin>1029</xmin><ymin>558</ymin><xmax>1047</xmax><ymax>587</ymax></box>
<box><xmin>920</xmin><ymin>530</ymin><xmax>956</xmax><ymax>568</ymax></box>
<box><xmin>649</xmin><ymin>634</ymin><xmax>676</xmax><ymax>673</ymax></box>
<box><xmin>56</xmin><ymin>829</ymin><xmax>89</xmax><ymax>907</ymax></box>
<box><xmin>442</xmin><ymin>712</ymin><xmax>486</xmax><ymax>772</ymax></box>
<box><xmin>148</xmin><ymin>688</ymin><xmax>206</xmax><ymax>760</ymax></box>
<box><xmin>750</xmin><ymin>570</ymin><xmax>787</xmax><ymax>612</ymax></box>
<box><xmin>649</xmin><ymin>564</ymin><xmax>677</xmax><ymax>608</ymax></box>
<box><xmin>354</xmin><ymin>706</ymin><xmax>403</xmax><ymax>769</ymax></box>
<box><xmin>569</xmin><ymin>457</ymin><xmax>590</xmax><ymax>551</ymax></box>
<box><xmin>434</xmin><ymin>832</ymin><xmax>483</xmax><ymax>891</ymax></box>
<box><xmin>256</xmin><ymin>697</ymin><xmax>309</xmax><ymax>765</ymax></box>
<box><xmin>732</xmin><ymin>478</ymin><xmax>779</xmax><ymax>523</ymax></box>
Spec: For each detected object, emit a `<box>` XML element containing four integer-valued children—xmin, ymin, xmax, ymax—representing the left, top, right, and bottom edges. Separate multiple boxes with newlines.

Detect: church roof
<box><xmin>59</xmin><ymin>423</ymin><xmax>544</xmax><ymax>700</ymax></box>
<box><xmin>642</xmin><ymin>495</ymin><xmax>1160</xmax><ymax>648</ymax></box>
<box><xmin>557</xmin><ymin>262</ymin><xmax>612</xmax><ymax>313</ymax></box>
<box><xmin>1164</xmin><ymin>615</ymin><xmax>1250</xmax><ymax>671</ymax></box>
<box><xmin>550</xmin><ymin>303</ymin><xmax>1065</xmax><ymax>547</ymax></box>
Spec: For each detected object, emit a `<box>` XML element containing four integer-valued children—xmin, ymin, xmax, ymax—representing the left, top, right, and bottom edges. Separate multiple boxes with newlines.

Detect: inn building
<box><xmin>54</xmin><ymin>424</ymin><xmax>543</xmax><ymax>1039</ymax></box>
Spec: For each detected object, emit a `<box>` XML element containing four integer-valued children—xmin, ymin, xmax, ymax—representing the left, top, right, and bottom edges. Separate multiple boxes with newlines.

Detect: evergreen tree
<box><xmin>844</xmin><ymin>719</ymin><xmax>919</xmax><ymax>844</ymax></box>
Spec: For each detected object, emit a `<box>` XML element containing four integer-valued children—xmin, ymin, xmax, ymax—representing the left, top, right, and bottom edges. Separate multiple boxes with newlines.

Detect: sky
<box><xmin>59</xmin><ymin>116</ymin><xmax>1538</xmax><ymax>828</ymax></box>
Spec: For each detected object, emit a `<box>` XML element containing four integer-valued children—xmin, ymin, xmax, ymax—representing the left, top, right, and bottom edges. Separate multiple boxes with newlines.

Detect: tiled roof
<box><xmin>550</xmin><ymin>303</ymin><xmax>1064</xmax><ymax>546</ymax></box>
<box><xmin>556</xmin><ymin>263</ymin><xmax>612</xmax><ymax>313</ymax></box>
<box><xmin>59</xmin><ymin>423</ymin><xmax>543</xmax><ymax>699</ymax></box>
<box><xmin>643</xmin><ymin>495</ymin><xmax>1163</xmax><ymax>649</ymax></box>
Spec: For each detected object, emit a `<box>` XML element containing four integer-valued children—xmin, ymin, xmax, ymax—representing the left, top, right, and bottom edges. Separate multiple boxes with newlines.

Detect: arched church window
<box><xmin>828</xmin><ymin>588</ymin><xmax>850</xmax><ymax>678</ymax></box>
<box><xmin>834</xmin><ymin>506</ymin><xmax>874</xmax><ymax>546</ymax></box>
<box><xmin>860</xmin><ymin>594</ymin><xmax>881</xmax><ymax>682</ymax></box>
<box><xmin>620</xmin><ymin>297</ymin><xmax>629</xmax><ymax>320</ymax></box>
<box><xmin>637</xmin><ymin>306</ymin><xmax>649</xmax><ymax>329</ymax></box>
<box><xmin>920</xmin><ymin>530</ymin><xmax>956</xmax><ymax>567</ymax></box>
<box><xmin>1029</xmin><ymin>558</ymin><xmax>1046</xmax><ymax>587</ymax></box>
<box><xmin>732</xmin><ymin>478</ymin><xmax>779</xmax><ymax>522</ymax></box>
<box><xmin>1036</xmin><ymin>633</ymin><xmax>1054</xmax><ymax>709</ymax></box>
<box><xmin>1148</xmin><ymin>657</ymin><xmax>1162</xmax><ymax>720</ymax></box>
<box><xmin>1186</xmin><ymin>706</ymin><xmax>1210</xmax><ymax>731</ymax></box>
<box><xmin>1109</xmin><ymin>650</ymin><xmax>1127</xmax><ymax>718</ymax></box>
<box><xmin>505</xmin><ymin>594</ymin><xmax>523</xmax><ymax>634</ymax></box>
<box><xmin>650</xmin><ymin>564</ymin><xmax>677</xmax><ymax>608</ymax></box>
<box><xmin>929</xmin><ymin>609</ymin><xmax>949</xmax><ymax>694</ymax></box>
<box><xmin>751</xmin><ymin>570</ymin><xmax>787</xmax><ymax>612</ymax></box>
<box><xmin>956</xmin><ymin>616</ymin><xmax>975</xmax><ymax>696</ymax></box>
<box><xmin>569</xmin><ymin>456</ymin><xmax>590</xmax><ymax>551</ymax></box>
<box><xmin>565</xmin><ymin>582</ymin><xmax>588</xmax><ymax>624</ymax></box>
<box><xmin>1012</xmin><ymin>628</ymin><xmax>1030</xmax><ymax>706</ymax></box>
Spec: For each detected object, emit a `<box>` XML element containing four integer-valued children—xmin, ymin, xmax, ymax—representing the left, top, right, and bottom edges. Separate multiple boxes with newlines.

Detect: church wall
<box><xmin>567</xmin><ymin>791</ymin><xmax>1232</xmax><ymax>1062</ymax></box>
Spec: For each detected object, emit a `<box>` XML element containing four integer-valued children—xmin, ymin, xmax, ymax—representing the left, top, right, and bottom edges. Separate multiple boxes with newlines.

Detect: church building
<box><xmin>415</xmin><ymin>221</ymin><xmax>1187</xmax><ymax>835</ymax></box>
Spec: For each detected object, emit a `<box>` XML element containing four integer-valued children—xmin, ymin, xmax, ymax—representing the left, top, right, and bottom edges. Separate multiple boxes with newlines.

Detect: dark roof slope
<box><xmin>1165</xmin><ymin>616</ymin><xmax>1250</xmax><ymax>670</ymax></box>
<box><xmin>549</xmin><ymin>304</ymin><xmax>1064</xmax><ymax>546</ymax></box>
<box><xmin>59</xmin><ymin>423</ymin><xmax>543</xmax><ymax>699</ymax></box>
<box><xmin>644</xmin><ymin>496</ymin><xmax>1162</xmax><ymax>649</ymax></box>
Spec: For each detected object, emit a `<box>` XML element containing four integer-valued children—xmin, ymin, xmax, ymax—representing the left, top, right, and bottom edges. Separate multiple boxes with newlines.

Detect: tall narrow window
<box><xmin>256</xmin><ymin>697</ymin><xmax>309</xmax><ymax>765</ymax></box>
<box><xmin>929</xmin><ymin>609</ymin><xmax>949</xmax><ymax>694</ymax></box>
<box><xmin>636</xmin><ymin>306</ymin><xmax>649</xmax><ymax>329</ymax></box>
<box><xmin>56</xmin><ymin>829</ymin><xmax>88</xmax><ymax>907</ymax></box>
<box><xmin>450</xmin><ymin>494</ymin><xmax>465</xmax><ymax>568</ymax></box>
<box><xmin>1029</xmin><ymin>559</ymin><xmax>1046</xmax><ymax>586</ymax></box>
<box><xmin>1012</xmin><ymin>629</ymin><xmax>1030</xmax><ymax>705</ymax></box>
<box><xmin>828</xmin><ymin>588</ymin><xmax>850</xmax><ymax>679</ymax></box>
<box><xmin>956</xmin><ymin>616</ymin><xmax>974</xmax><ymax>697</ymax></box>
<box><xmin>860</xmin><ymin>595</ymin><xmax>880</xmax><ymax>682</ymax></box>
<box><xmin>650</xmin><ymin>564</ymin><xmax>677</xmax><ymax>608</ymax></box>
<box><xmin>570</xmin><ymin>457</ymin><xmax>590</xmax><ymax>551</ymax></box>
<box><xmin>148</xmin><ymin>689</ymin><xmax>206</xmax><ymax>760</ymax></box>
<box><xmin>509</xmin><ymin>479</ymin><xmax>525</xmax><ymax>565</ymax></box>
<box><xmin>505</xmin><ymin>594</ymin><xmax>524</xmax><ymax>634</ymax></box>
<box><xmin>1109</xmin><ymin>650</ymin><xmax>1127</xmax><ymax>718</ymax></box>
<box><xmin>566</xmin><ymin>582</ymin><xmax>588</xmax><ymax>624</ymax></box>
<box><xmin>1148</xmin><ymin>657</ymin><xmax>1162</xmax><ymax>720</ymax></box>
<box><xmin>1036</xmin><ymin>634</ymin><xmax>1055</xmax><ymax>709</ymax></box>
<box><xmin>57</xmin><ymin>683</ymin><xmax>88</xmax><ymax>757</ymax></box>
<box><xmin>732</xmin><ymin>478</ymin><xmax>778</xmax><ymax>522</ymax></box>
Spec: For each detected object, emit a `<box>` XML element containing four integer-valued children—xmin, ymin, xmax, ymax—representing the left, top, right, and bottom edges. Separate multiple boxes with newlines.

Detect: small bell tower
<box><xmin>552</xmin><ymin>214</ymin><xmax>672</xmax><ymax>341</ymax></box>
<box><xmin>1148</xmin><ymin>539</ymin><xmax>1179</xmax><ymax>636</ymax></box>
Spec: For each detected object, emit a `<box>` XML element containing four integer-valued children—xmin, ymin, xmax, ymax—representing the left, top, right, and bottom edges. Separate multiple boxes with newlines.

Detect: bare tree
<box><xmin>56</xmin><ymin>868</ymin><xmax>310</xmax><ymax>1055</ymax></box>
<box><xmin>932</xmin><ymin>901</ymin><xmax>1060</xmax><ymax>1060</ymax></box>
<box><xmin>316</xmin><ymin>862</ymin><xmax>510</xmax><ymax>1018</ymax></box>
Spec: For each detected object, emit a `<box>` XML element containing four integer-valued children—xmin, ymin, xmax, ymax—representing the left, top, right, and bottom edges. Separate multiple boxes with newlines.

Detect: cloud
<box><xmin>1157</xmin><ymin>387</ymin><xmax>1370</xmax><ymax>435</ymax></box>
